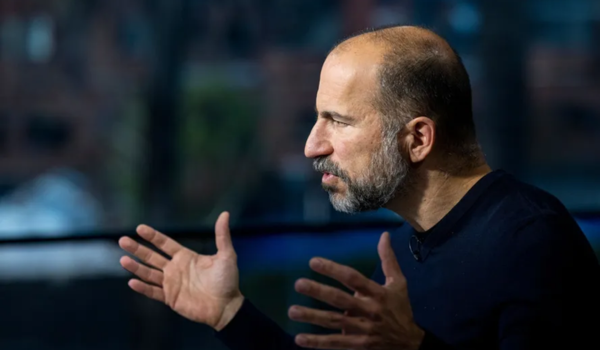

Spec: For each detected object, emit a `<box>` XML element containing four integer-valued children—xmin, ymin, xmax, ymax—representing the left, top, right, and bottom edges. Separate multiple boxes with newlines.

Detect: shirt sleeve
<box><xmin>214</xmin><ymin>297</ymin><xmax>303</xmax><ymax>350</ymax></box>
<box><xmin>496</xmin><ymin>214</ymin><xmax>600</xmax><ymax>350</ymax></box>
<box><xmin>418</xmin><ymin>331</ymin><xmax>457</xmax><ymax>350</ymax></box>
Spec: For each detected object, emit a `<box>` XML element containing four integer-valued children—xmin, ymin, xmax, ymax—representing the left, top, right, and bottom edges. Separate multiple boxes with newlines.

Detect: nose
<box><xmin>304</xmin><ymin>122</ymin><xmax>333</xmax><ymax>159</ymax></box>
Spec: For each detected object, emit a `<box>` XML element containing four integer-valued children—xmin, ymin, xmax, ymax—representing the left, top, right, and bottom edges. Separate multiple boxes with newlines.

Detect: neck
<box><xmin>387</xmin><ymin>163</ymin><xmax>492</xmax><ymax>232</ymax></box>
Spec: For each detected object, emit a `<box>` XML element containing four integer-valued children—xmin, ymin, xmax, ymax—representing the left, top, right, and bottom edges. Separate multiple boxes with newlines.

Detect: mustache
<box><xmin>313</xmin><ymin>157</ymin><xmax>350</xmax><ymax>181</ymax></box>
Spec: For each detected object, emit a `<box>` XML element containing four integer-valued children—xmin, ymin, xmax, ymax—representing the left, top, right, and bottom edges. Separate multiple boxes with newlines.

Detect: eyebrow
<box><xmin>315</xmin><ymin>106</ymin><xmax>354</xmax><ymax>121</ymax></box>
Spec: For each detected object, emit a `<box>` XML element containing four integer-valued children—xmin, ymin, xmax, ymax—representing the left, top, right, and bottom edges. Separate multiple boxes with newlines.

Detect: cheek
<box><xmin>334</xmin><ymin>137</ymin><xmax>379</xmax><ymax>174</ymax></box>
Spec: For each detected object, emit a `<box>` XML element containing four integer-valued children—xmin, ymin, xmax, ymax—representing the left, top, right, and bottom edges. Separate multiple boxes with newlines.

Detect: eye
<box><xmin>332</xmin><ymin>119</ymin><xmax>348</xmax><ymax>127</ymax></box>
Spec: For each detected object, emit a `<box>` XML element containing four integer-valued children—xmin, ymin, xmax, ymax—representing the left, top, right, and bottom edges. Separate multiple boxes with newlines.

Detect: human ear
<box><xmin>403</xmin><ymin>117</ymin><xmax>435</xmax><ymax>163</ymax></box>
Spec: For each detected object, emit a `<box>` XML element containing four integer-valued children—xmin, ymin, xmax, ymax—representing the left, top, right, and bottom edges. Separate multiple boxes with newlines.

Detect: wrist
<box><xmin>408</xmin><ymin>325</ymin><xmax>426</xmax><ymax>350</ymax></box>
<box><xmin>213</xmin><ymin>293</ymin><xmax>245</xmax><ymax>331</ymax></box>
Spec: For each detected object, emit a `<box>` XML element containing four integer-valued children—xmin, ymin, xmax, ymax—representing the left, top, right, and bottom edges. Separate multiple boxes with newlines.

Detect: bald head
<box><xmin>307</xmin><ymin>25</ymin><xmax>482</xmax><ymax>213</ymax></box>
<box><xmin>328</xmin><ymin>25</ymin><xmax>483</xmax><ymax>171</ymax></box>
<box><xmin>332</xmin><ymin>26</ymin><xmax>454</xmax><ymax>60</ymax></box>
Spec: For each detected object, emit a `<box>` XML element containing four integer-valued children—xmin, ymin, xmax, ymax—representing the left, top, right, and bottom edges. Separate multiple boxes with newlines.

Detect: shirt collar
<box><xmin>406</xmin><ymin>169</ymin><xmax>507</xmax><ymax>262</ymax></box>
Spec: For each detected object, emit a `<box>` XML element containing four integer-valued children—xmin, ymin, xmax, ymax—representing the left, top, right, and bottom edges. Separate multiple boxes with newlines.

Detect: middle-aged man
<box><xmin>118</xmin><ymin>26</ymin><xmax>600</xmax><ymax>349</ymax></box>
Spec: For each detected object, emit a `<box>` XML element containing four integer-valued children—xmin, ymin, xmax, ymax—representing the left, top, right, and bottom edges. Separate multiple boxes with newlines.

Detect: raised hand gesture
<box><xmin>288</xmin><ymin>232</ymin><xmax>425</xmax><ymax>350</ymax></box>
<box><xmin>118</xmin><ymin>211</ymin><xmax>244</xmax><ymax>331</ymax></box>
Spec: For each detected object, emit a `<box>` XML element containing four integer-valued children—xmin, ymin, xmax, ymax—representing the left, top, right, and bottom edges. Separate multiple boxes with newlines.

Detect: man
<box><xmin>118</xmin><ymin>26</ymin><xmax>600</xmax><ymax>349</ymax></box>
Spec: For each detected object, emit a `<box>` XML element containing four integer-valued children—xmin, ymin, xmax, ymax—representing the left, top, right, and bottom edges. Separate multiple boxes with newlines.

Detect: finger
<box><xmin>342</xmin><ymin>310</ymin><xmax>372</xmax><ymax>334</ymax></box>
<box><xmin>289</xmin><ymin>305</ymin><xmax>373</xmax><ymax>334</ymax></box>
<box><xmin>344</xmin><ymin>308</ymin><xmax>370</xmax><ymax>319</ymax></box>
<box><xmin>288</xmin><ymin>305</ymin><xmax>345</xmax><ymax>330</ymax></box>
<box><xmin>295</xmin><ymin>333</ymin><xmax>369</xmax><ymax>350</ymax></box>
<box><xmin>377</xmin><ymin>232</ymin><xmax>404</xmax><ymax>284</ymax></box>
<box><xmin>294</xmin><ymin>279</ymin><xmax>369</xmax><ymax>314</ymax></box>
<box><xmin>119</xmin><ymin>236</ymin><xmax>169</xmax><ymax>270</ymax></box>
<box><xmin>346</xmin><ymin>291</ymin><xmax>376</xmax><ymax>319</ymax></box>
<box><xmin>344</xmin><ymin>291</ymin><xmax>372</xmax><ymax>334</ymax></box>
<box><xmin>309</xmin><ymin>258</ymin><xmax>384</xmax><ymax>299</ymax></box>
<box><xmin>215</xmin><ymin>212</ymin><xmax>235</xmax><ymax>257</ymax></box>
<box><xmin>120</xmin><ymin>256</ymin><xmax>164</xmax><ymax>286</ymax></box>
<box><xmin>340</xmin><ymin>315</ymin><xmax>374</xmax><ymax>335</ymax></box>
<box><xmin>136</xmin><ymin>225</ymin><xmax>185</xmax><ymax>257</ymax></box>
<box><xmin>128</xmin><ymin>279</ymin><xmax>165</xmax><ymax>303</ymax></box>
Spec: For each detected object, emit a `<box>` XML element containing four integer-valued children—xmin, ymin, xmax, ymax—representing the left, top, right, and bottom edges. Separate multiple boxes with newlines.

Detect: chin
<box><xmin>328</xmin><ymin>194</ymin><xmax>369</xmax><ymax>214</ymax></box>
<box><xmin>321</xmin><ymin>182</ymin><xmax>345</xmax><ymax>194</ymax></box>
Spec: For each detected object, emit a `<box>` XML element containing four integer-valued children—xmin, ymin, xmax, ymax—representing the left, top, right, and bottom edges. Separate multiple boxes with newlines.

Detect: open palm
<box><xmin>119</xmin><ymin>212</ymin><xmax>244</xmax><ymax>330</ymax></box>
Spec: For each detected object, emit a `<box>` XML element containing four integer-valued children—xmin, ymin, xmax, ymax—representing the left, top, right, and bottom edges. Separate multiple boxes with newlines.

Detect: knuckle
<box><xmin>364</xmin><ymin>320</ymin><xmax>376</xmax><ymax>335</ymax></box>
<box><xmin>371</xmin><ymin>289</ymin><xmax>386</xmax><ymax>302</ymax></box>
<box><xmin>347</xmin><ymin>270</ymin><xmax>360</xmax><ymax>284</ymax></box>
<box><xmin>368</xmin><ymin>304</ymin><xmax>383</xmax><ymax>319</ymax></box>
<box><xmin>151</xmin><ymin>270</ymin><xmax>162</xmax><ymax>284</ymax></box>
<box><xmin>137</xmin><ymin>246</ymin><xmax>148</xmax><ymax>258</ymax></box>
<box><xmin>139</xmin><ymin>268</ymin><xmax>149</xmax><ymax>279</ymax></box>
<box><xmin>329</xmin><ymin>312</ymin><xmax>343</xmax><ymax>328</ymax></box>
<box><xmin>332</xmin><ymin>292</ymin><xmax>347</xmax><ymax>307</ymax></box>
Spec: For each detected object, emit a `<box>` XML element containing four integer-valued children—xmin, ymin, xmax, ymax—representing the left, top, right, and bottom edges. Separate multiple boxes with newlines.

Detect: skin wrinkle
<box><xmin>306</xmin><ymin>25</ymin><xmax>491</xmax><ymax>231</ymax></box>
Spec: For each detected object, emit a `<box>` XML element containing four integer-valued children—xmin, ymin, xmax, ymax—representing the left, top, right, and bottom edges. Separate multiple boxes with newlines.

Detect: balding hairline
<box><xmin>329</xmin><ymin>25</ymin><xmax>484</xmax><ymax>173</ymax></box>
<box><xmin>331</xmin><ymin>25</ymin><xmax>453</xmax><ymax>57</ymax></box>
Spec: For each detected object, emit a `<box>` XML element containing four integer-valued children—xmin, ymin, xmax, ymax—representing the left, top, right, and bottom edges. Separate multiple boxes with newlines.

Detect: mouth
<box><xmin>322</xmin><ymin>172</ymin><xmax>338</xmax><ymax>183</ymax></box>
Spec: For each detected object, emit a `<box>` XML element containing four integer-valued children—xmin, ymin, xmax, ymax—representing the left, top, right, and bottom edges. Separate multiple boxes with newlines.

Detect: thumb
<box><xmin>378</xmin><ymin>231</ymin><xmax>403</xmax><ymax>283</ymax></box>
<box><xmin>215</xmin><ymin>211</ymin><xmax>235</xmax><ymax>256</ymax></box>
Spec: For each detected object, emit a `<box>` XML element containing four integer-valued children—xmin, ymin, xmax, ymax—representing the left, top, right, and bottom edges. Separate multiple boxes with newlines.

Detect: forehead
<box><xmin>316</xmin><ymin>51</ymin><xmax>380</xmax><ymax>115</ymax></box>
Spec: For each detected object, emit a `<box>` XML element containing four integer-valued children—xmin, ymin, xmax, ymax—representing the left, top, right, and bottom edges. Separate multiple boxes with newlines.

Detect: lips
<box><xmin>322</xmin><ymin>172</ymin><xmax>337</xmax><ymax>182</ymax></box>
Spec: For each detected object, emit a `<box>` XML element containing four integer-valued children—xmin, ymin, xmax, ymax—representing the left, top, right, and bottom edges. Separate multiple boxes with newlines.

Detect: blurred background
<box><xmin>0</xmin><ymin>0</ymin><xmax>599</xmax><ymax>349</ymax></box>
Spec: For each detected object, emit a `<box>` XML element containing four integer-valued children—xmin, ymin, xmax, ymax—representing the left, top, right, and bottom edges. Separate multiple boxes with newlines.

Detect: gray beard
<box><xmin>313</xmin><ymin>133</ymin><xmax>411</xmax><ymax>213</ymax></box>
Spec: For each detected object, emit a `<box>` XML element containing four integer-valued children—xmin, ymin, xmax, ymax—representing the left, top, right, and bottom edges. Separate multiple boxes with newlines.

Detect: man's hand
<box><xmin>288</xmin><ymin>232</ymin><xmax>425</xmax><ymax>350</ymax></box>
<box><xmin>118</xmin><ymin>211</ymin><xmax>244</xmax><ymax>331</ymax></box>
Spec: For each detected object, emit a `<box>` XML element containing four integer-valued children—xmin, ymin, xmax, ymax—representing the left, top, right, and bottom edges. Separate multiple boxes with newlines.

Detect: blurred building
<box><xmin>0</xmin><ymin>0</ymin><xmax>155</xmax><ymax>230</ymax></box>
<box><xmin>0</xmin><ymin>0</ymin><xmax>599</xmax><ymax>229</ymax></box>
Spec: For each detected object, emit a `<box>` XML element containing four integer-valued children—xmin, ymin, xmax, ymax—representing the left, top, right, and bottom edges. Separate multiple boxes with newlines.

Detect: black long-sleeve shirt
<box><xmin>215</xmin><ymin>170</ymin><xmax>600</xmax><ymax>349</ymax></box>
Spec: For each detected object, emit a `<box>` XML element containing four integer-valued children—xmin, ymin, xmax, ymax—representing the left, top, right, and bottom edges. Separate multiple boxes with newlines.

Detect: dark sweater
<box><xmin>215</xmin><ymin>170</ymin><xmax>600</xmax><ymax>349</ymax></box>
